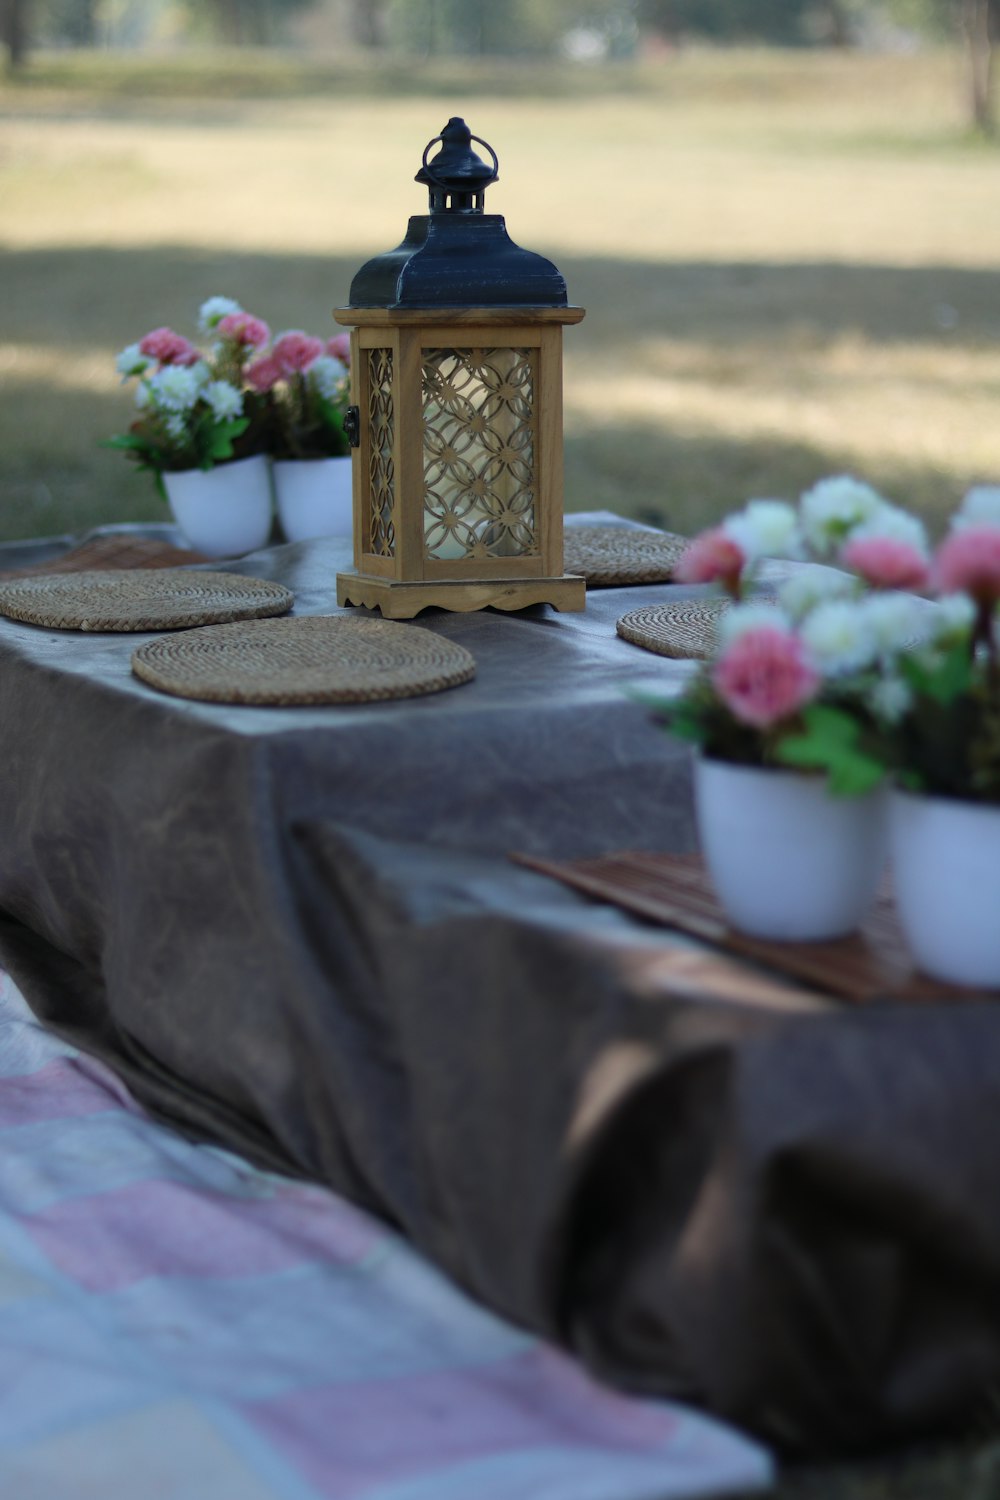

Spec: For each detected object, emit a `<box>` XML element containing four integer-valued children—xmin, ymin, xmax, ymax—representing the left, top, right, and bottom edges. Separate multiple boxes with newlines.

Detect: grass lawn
<box><xmin>1</xmin><ymin>46</ymin><xmax>999</xmax><ymax>543</ymax></box>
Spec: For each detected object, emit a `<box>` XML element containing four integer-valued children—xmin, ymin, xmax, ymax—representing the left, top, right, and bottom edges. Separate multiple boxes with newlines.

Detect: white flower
<box><xmin>859</xmin><ymin>591</ymin><xmax>928</xmax><ymax>656</ymax></box>
<box><xmin>929</xmin><ymin>592</ymin><xmax>976</xmax><ymax>643</ymax></box>
<box><xmin>309</xmin><ymin>354</ymin><xmax>348</xmax><ymax>402</ymax></box>
<box><xmin>799</xmin><ymin>598</ymin><xmax>878</xmax><ymax>676</ymax></box>
<box><xmin>799</xmin><ymin>475</ymin><xmax>887</xmax><ymax>556</ymax></box>
<box><xmin>204</xmin><ymin>379</ymin><xmax>243</xmax><ymax>421</ymax></box>
<box><xmin>134</xmin><ymin>380</ymin><xmax>152</xmax><ymax>411</ymax></box>
<box><xmin>116</xmin><ymin>342</ymin><xmax>152</xmax><ymax>379</ymax></box>
<box><xmin>723</xmin><ymin>499</ymin><xmax>803</xmax><ymax>562</ymax></box>
<box><xmin>847</xmin><ymin>503</ymin><xmax>929</xmax><ymax>557</ymax></box>
<box><xmin>198</xmin><ymin>296</ymin><xmax>241</xmax><ymax>334</ymax></box>
<box><xmin>148</xmin><ymin>364</ymin><xmax>204</xmax><ymax>413</ymax></box>
<box><xmin>868</xmin><ymin>675</ymin><xmax>914</xmax><ymax>724</ymax></box>
<box><xmin>954</xmin><ymin>485</ymin><xmax>1000</xmax><ymax>531</ymax></box>
<box><xmin>164</xmin><ymin>413</ymin><xmax>187</xmax><ymax>441</ymax></box>
<box><xmin>716</xmin><ymin>600</ymin><xmax>792</xmax><ymax>646</ymax></box>
<box><xmin>777</xmin><ymin>567</ymin><xmax>858</xmax><ymax>622</ymax></box>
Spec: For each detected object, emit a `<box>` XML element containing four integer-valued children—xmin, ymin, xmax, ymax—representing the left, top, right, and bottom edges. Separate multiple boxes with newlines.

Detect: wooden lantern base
<box><xmin>336</xmin><ymin>571</ymin><xmax>586</xmax><ymax>620</ymax></box>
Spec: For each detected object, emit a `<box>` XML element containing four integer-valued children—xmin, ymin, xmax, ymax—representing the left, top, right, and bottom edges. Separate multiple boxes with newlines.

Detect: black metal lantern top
<box><xmin>347</xmin><ymin>117</ymin><xmax>569</xmax><ymax>310</ymax></box>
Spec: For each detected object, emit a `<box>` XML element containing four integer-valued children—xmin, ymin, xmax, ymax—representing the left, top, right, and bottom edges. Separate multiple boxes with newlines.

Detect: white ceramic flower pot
<box><xmin>163</xmin><ymin>454</ymin><xmax>273</xmax><ymax>559</ymax></box>
<box><xmin>694</xmin><ymin>757</ymin><xmax>887</xmax><ymax>941</ymax></box>
<box><xmin>274</xmin><ymin>457</ymin><xmax>353</xmax><ymax>543</ymax></box>
<box><xmin>890</xmin><ymin>790</ymin><xmax>1000</xmax><ymax>988</ymax></box>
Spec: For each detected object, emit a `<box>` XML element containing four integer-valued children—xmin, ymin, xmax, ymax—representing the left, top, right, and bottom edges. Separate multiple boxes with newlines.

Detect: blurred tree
<box><xmin>388</xmin><ymin>0</ymin><xmax>550</xmax><ymax>56</ymax></box>
<box><xmin>959</xmin><ymin>0</ymin><xmax>999</xmax><ymax>131</ymax></box>
<box><xmin>635</xmin><ymin>0</ymin><xmax>814</xmax><ymax>44</ymax></box>
<box><xmin>178</xmin><ymin>0</ymin><xmax>319</xmax><ymax>44</ymax></box>
<box><xmin>349</xmin><ymin>0</ymin><xmax>387</xmax><ymax>46</ymax></box>
<box><xmin>1</xmin><ymin>0</ymin><xmax>29</xmax><ymax>65</ymax></box>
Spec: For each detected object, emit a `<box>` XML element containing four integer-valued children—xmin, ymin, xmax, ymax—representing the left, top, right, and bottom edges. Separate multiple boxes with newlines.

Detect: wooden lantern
<box><xmin>334</xmin><ymin>117</ymin><xmax>585</xmax><ymax>619</ymax></box>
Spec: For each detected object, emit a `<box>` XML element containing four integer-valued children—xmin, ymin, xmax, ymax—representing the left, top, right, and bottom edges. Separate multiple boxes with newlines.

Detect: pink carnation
<box><xmin>842</xmin><ymin>536</ymin><xmax>930</xmax><ymax>591</ymax></box>
<box><xmin>246</xmin><ymin>355</ymin><xmax>283</xmax><ymax>393</ymax></box>
<box><xmin>272</xmin><ymin>331</ymin><xmax>325</xmax><ymax>375</ymax></box>
<box><xmin>933</xmin><ymin>526</ymin><xmax>1000</xmax><ymax>604</ymax></box>
<box><xmin>713</xmin><ymin>626</ymin><xmax>820</xmax><ymax>730</ymax></box>
<box><xmin>674</xmin><ymin>528</ymin><xmax>746</xmax><ymax>593</ymax></box>
<box><xmin>138</xmin><ymin>327</ymin><xmax>199</xmax><ymax>366</ymax></box>
<box><xmin>327</xmin><ymin>332</ymin><xmax>352</xmax><ymax>366</ymax></box>
<box><xmin>216</xmin><ymin>311</ymin><xmax>270</xmax><ymax>348</ymax></box>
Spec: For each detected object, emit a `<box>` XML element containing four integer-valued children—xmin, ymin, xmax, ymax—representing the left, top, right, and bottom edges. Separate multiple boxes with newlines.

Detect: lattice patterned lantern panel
<box><xmin>335</xmin><ymin>117</ymin><xmax>586</xmax><ymax>619</ymax></box>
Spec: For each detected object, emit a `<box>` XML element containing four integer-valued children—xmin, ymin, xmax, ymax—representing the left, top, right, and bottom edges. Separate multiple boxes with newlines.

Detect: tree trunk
<box><xmin>823</xmin><ymin>0</ymin><xmax>853</xmax><ymax>46</ymax></box>
<box><xmin>961</xmin><ymin>0</ymin><xmax>996</xmax><ymax>134</ymax></box>
<box><xmin>1</xmin><ymin>0</ymin><xmax>28</xmax><ymax>69</ymax></box>
<box><xmin>349</xmin><ymin>0</ymin><xmax>388</xmax><ymax>49</ymax></box>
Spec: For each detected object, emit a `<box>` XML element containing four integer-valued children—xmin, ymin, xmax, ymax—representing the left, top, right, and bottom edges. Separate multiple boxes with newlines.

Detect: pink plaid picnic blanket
<box><xmin>0</xmin><ymin>968</ymin><xmax>772</xmax><ymax>1499</ymax></box>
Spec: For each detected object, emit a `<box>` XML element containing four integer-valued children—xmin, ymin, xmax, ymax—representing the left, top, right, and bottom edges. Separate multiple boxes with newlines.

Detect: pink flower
<box><xmin>674</xmin><ymin>528</ymin><xmax>746</xmax><ymax>593</ymax></box>
<box><xmin>246</xmin><ymin>355</ymin><xmax>283</xmax><ymax>393</ymax></box>
<box><xmin>933</xmin><ymin>526</ymin><xmax>1000</xmax><ymax>604</ymax></box>
<box><xmin>327</xmin><ymin>332</ymin><xmax>352</xmax><ymax>366</ymax></box>
<box><xmin>842</xmin><ymin>536</ymin><xmax>930</xmax><ymax>591</ymax></box>
<box><xmin>713</xmin><ymin>626</ymin><xmax>820</xmax><ymax>729</ymax></box>
<box><xmin>272</xmin><ymin>331</ymin><xmax>325</xmax><ymax>375</ymax></box>
<box><xmin>216</xmin><ymin>311</ymin><xmax>270</xmax><ymax>348</ymax></box>
<box><xmin>138</xmin><ymin>327</ymin><xmax>199</xmax><ymax>366</ymax></box>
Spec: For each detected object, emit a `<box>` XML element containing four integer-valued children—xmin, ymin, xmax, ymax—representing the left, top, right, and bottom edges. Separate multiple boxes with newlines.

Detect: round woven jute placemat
<box><xmin>131</xmin><ymin>614</ymin><xmax>477</xmax><ymax>705</ymax></box>
<box><xmin>0</xmin><ymin>569</ymin><xmax>294</xmax><ymax>632</ymax></box>
<box><xmin>563</xmin><ymin>525</ymin><xmax>689</xmax><ymax>587</ymax></box>
<box><xmin>616</xmin><ymin>597</ymin><xmax>735</xmax><ymax>660</ymax></box>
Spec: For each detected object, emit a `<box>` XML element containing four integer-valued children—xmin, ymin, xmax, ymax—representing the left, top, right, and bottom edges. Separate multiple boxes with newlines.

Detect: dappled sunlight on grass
<box><xmin>1</xmin><ymin>49</ymin><xmax>999</xmax><ymax>540</ymax></box>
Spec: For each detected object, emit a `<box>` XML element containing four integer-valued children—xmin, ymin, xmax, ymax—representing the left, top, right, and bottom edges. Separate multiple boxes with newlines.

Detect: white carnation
<box><xmin>205</xmin><ymin>379</ymin><xmax>243</xmax><ymax>421</ymax></box>
<box><xmin>716</xmin><ymin>600</ymin><xmax>793</xmax><ymax>645</ymax></box>
<box><xmin>164</xmin><ymin>413</ymin><xmax>187</xmax><ymax>441</ymax></box>
<box><xmin>930</xmin><ymin>592</ymin><xmax>976</xmax><ymax>643</ymax></box>
<box><xmin>777</xmin><ymin>566</ymin><xmax>858</xmax><ymax>622</ymax></box>
<box><xmin>116</xmin><ymin>342</ymin><xmax>152</xmax><ymax>379</ymax></box>
<box><xmin>309</xmin><ymin>354</ymin><xmax>348</xmax><ymax>402</ymax></box>
<box><xmin>847</xmin><ymin>503</ymin><xmax>929</xmax><ymax>557</ymax></box>
<box><xmin>198</xmin><ymin>295</ymin><xmax>241</xmax><ymax>334</ymax></box>
<box><xmin>148</xmin><ymin>365</ymin><xmax>204</xmax><ymax>413</ymax></box>
<box><xmin>723</xmin><ymin>499</ymin><xmax>803</xmax><ymax>562</ymax></box>
<box><xmin>799</xmin><ymin>475</ymin><xmax>887</xmax><ymax>556</ymax></box>
<box><xmin>868</xmin><ymin>675</ymin><xmax>914</xmax><ymax>724</ymax></box>
<box><xmin>799</xmin><ymin>599</ymin><xmax>878</xmax><ymax>676</ymax></box>
<box><xmin>859</xmin><ymin>592</ymin><xmax>928</xmax><ymax>656</ymax></box>
<box><xmin>954</xmin><ymin>485</ymin><xmax>1000</xmax><ymax>531</ymax></box>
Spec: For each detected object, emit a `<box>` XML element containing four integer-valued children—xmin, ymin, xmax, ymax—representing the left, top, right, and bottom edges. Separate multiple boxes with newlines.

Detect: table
<box><xmin>2</xmin><ymin>521</ymin><xmax>1000</xmax><ymax>1458</ymax></box>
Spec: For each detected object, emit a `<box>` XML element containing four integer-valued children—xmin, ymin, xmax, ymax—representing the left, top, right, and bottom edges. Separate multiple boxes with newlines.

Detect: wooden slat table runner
<box><xmin>512</xmin><ymin>849</ymin><xmax>987</xmax><ymax>1004</ymax></box>
<box><xmin>0</xmin><ymin>534</ymin><xmax>209</xmax><ymax>581</ymax></box>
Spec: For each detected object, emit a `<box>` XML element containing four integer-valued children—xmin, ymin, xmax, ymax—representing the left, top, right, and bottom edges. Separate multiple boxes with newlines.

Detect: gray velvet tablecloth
<box><xmin>2</xmin><ymin>522</ymin><xmax>1000</xmax><ymax>1459</ymax></box>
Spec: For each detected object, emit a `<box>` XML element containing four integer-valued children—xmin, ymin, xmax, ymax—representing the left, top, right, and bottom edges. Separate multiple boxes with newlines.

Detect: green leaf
<box><xmin>775</xmin><ymin>703</ymin><xmax>885</xmax><ymax>797</ymax></box>
<box><xmin>900</xmin><ymin>641</ymin><xmax>973</xmax><ymax>705</ymax></box>
<box><xmin>203</xmin><ymin>417</ymin><xmax>249</xmax><ymax>466</ymax></box>
<box><xmin>102</xmin><ymin>434</ymin><xmax>149</xmax><ymax>453</ymax></box>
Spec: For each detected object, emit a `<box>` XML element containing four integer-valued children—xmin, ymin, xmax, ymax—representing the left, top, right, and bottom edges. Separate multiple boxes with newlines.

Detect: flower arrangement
<box><xmin>887</xmin><ymin>485</ymin><xmax>1000</xmax><ymax>804</ymax></box>
<box><xmin>246</xmin><ymin>329</ymin><xmax>351</xmax><ymax>462</ymax></box>
<box><xmin>108</xmin><ymin>297</ymin><xmax>273</xmax><ymax>485</ymax></box>
<box><xmin>642</xmin><ymin>475</ymin><xmax>939</xmax><ymax>796</ymax></box>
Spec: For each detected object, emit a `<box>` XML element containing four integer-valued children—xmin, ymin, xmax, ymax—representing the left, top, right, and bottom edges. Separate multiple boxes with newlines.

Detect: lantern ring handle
<box><xmin>420</xmin><ymin>134</ymin><xmax>499</xmax><ymax>192</ymax></box>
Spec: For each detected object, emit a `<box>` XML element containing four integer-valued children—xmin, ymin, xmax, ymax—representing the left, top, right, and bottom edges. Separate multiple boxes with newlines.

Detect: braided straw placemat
<box><xmin>616</xmin><ymin>597</ymin><xmax>734</xmax><ymax>660</ymax></box>
<box><xmin>131</xmin><ymin>615</ymin><xmax>477</xmax><ymax>705</ymax></box>
<box><xmin>0</xmin><ymin>570</ymin><xmax>293</xmax><ymax>632</ymax></box>
<box><xmin>563</xmin><ymin>525</ymin><xmax>688</xmax><ymax>587</ymax></box>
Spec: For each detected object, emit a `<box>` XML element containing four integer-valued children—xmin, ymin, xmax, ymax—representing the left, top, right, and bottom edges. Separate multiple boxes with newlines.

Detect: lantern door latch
<box><xmin>343</xmin><ymin>405</ymin><xmax>361</xmax><ymax>448</ymax></box>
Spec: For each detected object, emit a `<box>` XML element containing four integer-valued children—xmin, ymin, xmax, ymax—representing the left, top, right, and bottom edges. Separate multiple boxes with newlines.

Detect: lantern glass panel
<box><xmin>367</xmin><ymin>347</ymin><xmax>395</xmax><ymax>557</ymax></box>
<box><xmin>421</xmin><ymin>346</ymin><xmax>538</xmax><ymax>561</ymax></box>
